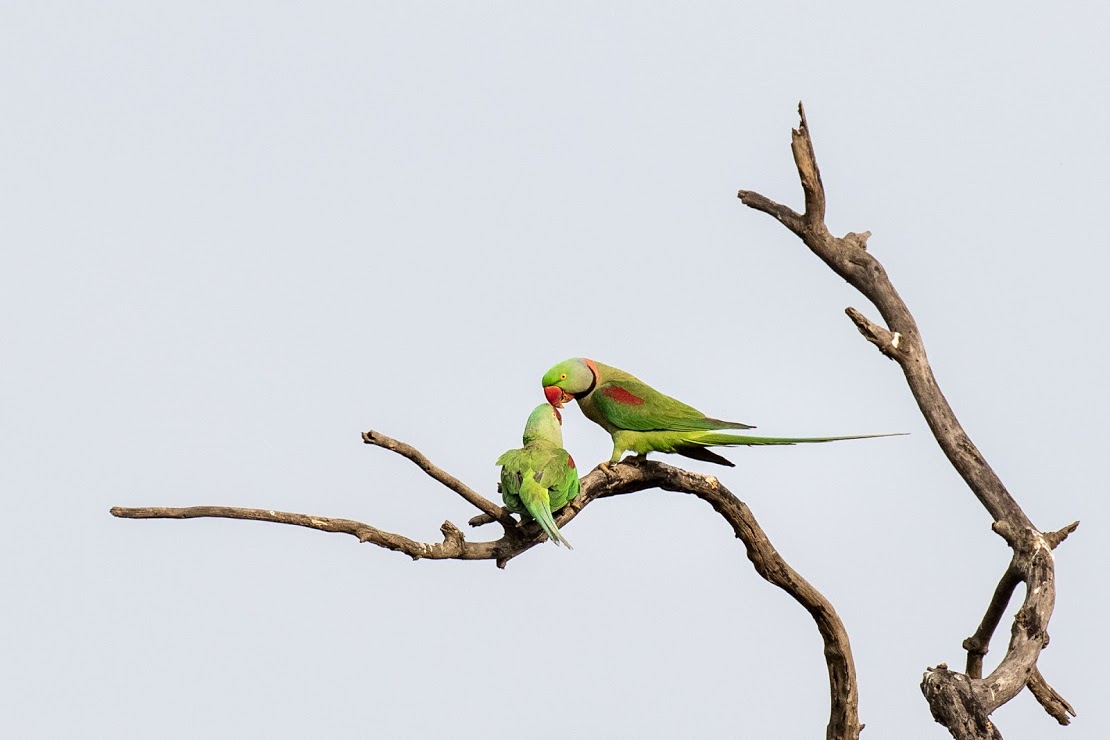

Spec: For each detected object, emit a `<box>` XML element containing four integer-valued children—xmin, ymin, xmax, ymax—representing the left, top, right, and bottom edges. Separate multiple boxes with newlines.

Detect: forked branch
<box><xmin>738</xmin><ymin>103</ymin><xmax>1077</xmax><ymax>738</ymax></box>
<box><xmin>112</xmin><ymin>439</ymin><xmax>861</xmax><ymax>740</ymax></box>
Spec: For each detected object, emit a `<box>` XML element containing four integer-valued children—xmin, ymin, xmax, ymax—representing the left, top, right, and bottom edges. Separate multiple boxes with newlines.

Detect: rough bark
<box><xmin>738</xmin><ymin>103</ymin><xmax>1077</xmax><ymax>737</ymax></box>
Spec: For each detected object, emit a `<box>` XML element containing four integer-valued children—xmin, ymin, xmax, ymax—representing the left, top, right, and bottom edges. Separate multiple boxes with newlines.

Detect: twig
<box><xmin>362</xmin><ymin>430</ymin><xmax>516</xmax><ymax>528</ymax></box>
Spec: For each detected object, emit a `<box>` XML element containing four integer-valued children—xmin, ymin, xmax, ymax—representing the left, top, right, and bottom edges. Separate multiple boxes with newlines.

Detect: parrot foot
<box><xmin>615</xmin><ymin>454</ymin><xmax>650</xmax><ymax>467</ymax></box>
<box><xmin>596</xmin><ymin>459</ymin><xmax>627</xmax><ymax>477</ymax></box>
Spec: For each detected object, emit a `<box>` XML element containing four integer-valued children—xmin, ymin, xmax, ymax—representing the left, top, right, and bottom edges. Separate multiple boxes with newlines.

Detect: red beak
<box><xmin>544</xmin><ymin>385</ymin><xmax>566</xmax><ymax>408</ymax></box>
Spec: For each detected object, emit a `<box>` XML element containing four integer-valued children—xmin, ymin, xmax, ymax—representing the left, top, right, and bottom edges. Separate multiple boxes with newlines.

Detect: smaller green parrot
<box><xmin>496</xmin><ymin>403</ymin><xmax>581</xmax><ymax>548</ymax></box>
<box><xmin>542</xmin><ymin>357</ymin><xmax>902</xmax><ymax>466</ymax></box>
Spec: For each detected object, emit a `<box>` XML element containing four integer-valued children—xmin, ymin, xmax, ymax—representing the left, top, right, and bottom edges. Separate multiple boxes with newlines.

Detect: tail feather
<box><xmin>674</xmin><ymin>445</ymin><xmax>736</xmax><ymax>467</ymax></box>
<box><xmin>693</xmin><ymin>431</ymin><xmax>906</xmax><ymax>447</ymax></box>
<box><xmin>530</xmin><ymin>503</ymin><xmax>573</xmax><ymax>549</ymax></box>
<box><xmin>702</xmin><ymin>417</ymin><xmax>756</xmax><ymax>431</ymax></box>
<box><xmin>519</xmin><ymin>469</ymin><xmax>573</xmax><ymax>548</ymax></box>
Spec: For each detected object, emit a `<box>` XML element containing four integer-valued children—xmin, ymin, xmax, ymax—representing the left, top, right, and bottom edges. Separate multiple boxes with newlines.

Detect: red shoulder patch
<box><xmin>602</xmin><ymin>385</ymin><xmax>644</xmax><ymax>405</ymax></box>
<box><xmin>567</xmin><ymin>454</ymin><xmax>576</xmax><ymax>469</ymax></box>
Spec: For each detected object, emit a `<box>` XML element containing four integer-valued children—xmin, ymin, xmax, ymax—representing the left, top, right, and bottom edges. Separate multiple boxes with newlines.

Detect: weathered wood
<box><xmin>739</xmin><ymin>103</ymin><xmax>1077</xmax><ymax>738</ymax></box>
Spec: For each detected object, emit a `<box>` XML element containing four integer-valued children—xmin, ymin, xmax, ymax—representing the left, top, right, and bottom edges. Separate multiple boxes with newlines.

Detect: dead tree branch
<box><xmin>1027</xmin><ymin>667</ymin><xmax>1077</xmax><ymax>726</ymax></box>
<box><xmin>112</xmin><ymin>448</ymin><xmax>861</xmax><ymax>740</ymax></box>
<box><xmin>738</xmin><ymin>103</ymin><xmax>1077</xmax><ymax>738</ymax></box>
<box><xmin>362</xmin><ymin>430</ymin><xmax>518</xmax><ymax>528</ymax></box>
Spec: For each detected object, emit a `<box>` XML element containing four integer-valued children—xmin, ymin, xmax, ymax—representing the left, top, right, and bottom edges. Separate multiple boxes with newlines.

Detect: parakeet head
<box><xmin>522</xmin><ymin>403</ymin><xmax>563</xmax><ymax>446</ymax></box>
<box><xmin>542</xmin><ymin>358</ymin><xmax>597</xmax><ymax>408</ymax></box>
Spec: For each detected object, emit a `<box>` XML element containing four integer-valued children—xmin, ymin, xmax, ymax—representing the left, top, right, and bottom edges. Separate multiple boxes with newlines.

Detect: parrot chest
<box><xmin>578</xmin><ymin>393</ymin><xmax>621</xmax><ymax>433</ymax></box>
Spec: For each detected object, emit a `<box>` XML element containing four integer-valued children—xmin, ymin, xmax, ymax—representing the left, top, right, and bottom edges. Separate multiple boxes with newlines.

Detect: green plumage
<box><xmin>496</xmin><ymin>404</ymin><xmax>580</xmax><ymax>548</ymax></box>
<box><xmin>542</xmin><ymin>358</ymin><xmax>901</xmax><ymax>466</ymax></box>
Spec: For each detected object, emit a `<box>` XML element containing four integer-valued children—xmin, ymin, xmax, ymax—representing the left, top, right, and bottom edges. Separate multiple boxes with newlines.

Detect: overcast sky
<box><xmin>3</xmin><ymin>3</ymin><xmax>1108</xmax><ymax>738</ymax></box>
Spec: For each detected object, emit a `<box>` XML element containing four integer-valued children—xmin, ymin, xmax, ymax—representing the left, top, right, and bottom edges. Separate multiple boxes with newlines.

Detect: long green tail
<box><xmin>693</xmin><ymin>431</ymin><xmax>905</xmax><ymax>447</ymax></box>
<box><xmin>520</xmin><ymin>470</ymin><xmax>573</xmax><ymax>549</ymax></box>
<box><xmin>676</xmin><ymin>431</ymin><xmax>906</xmax><ymax>467</ymax></box>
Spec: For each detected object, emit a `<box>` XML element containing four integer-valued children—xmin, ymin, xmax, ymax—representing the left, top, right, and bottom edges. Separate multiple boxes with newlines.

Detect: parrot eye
<box><xmin>559</xmin><ymin>373</ymin><xmax>567</xmax><ymax>380</ymax></box>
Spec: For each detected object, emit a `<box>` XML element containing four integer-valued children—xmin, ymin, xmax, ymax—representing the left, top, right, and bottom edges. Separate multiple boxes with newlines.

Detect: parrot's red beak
<box><xmin>544</xmin><ymin>385</ymin><xmax>569</xmax><ymax>408</ymax></box>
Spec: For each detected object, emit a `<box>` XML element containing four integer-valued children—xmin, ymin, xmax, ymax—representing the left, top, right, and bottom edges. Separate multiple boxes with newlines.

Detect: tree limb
<box><xmin>1027</xmin><ymin>667</ymin><xmax>1076</xmax><ymax>726</ymax></box>
<box><xmin>362</xmin><ymin>430</ymin><xmax>517</xmax><ymax>528</ymax></box>
<box><xmin>739</xmin><ymin>102</ymin><xmax>1077</xmax><ymax>738</ymax></box>
<box><xmin>113</xmin><ymin>450</ymin><xmax>861</xmax><ymax>740</ymax></box>
<box><xmin>110</xmin><ymin>504</ymin><xmax>485</xmax><ymax>560</ymax></box>
<box><xmin>962</xmin><ymin>562</ymin><xmax>1020</xmax><ymax>679</ymax></box>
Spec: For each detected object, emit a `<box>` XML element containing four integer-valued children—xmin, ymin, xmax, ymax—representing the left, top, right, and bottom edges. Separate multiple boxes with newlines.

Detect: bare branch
<box><xmin>792</xmin><ymin>101</ymin><xmax>827</xmax><ymax>223</ymax></box>
<box><xmin>109</xmin><ymin>505</ymin><xmax>486</xmax><ymax>560</ymax></box>
<box><xmin>362</xmin><ymin>429</ymin><xmax>516</xmax><ymax>528</ymax></box>
<box><xmin>845</xmin><ymin>306</ymin><xmax>900</xmax><ymax>360</ymax></box>
<box><xmin>736</xmin><ymin>189</ymin><xmax>804</xmax><ymax>234</ymax></box>
<box><xmin>1027</xmin><ymin>668</ymin><xmax>1076</xmax><ymax>725</ymax></box>
<box><xmin>113</xmin><ymin>452</ymin><xmax>861</xmax><ymax>740</ymax></box>
<box><xmin>1045</xmin><ymin>521</ymin><xmax>1079</xmax><ymax>549</ymax></box>
<box><xmin>640</xmin><ymin>461</ymin><xmax>863</xmax><ymax>740</ymax></box>
<box><xmin>467</xmin><ymin>512</ymin><xmax>497</xmax><ymax>527</ymax></box>
<box><xmin>962</xmin><ymin>563</ymin><xmax>1020</xmax><ymax>679</ymax></box>
<box><xmin>739</xmin><ymin>103</ymin><xmax>1077</xmax><ymax>737</ymax></box>
<box><xmin>740</xmin><ymin>108</ymin><xmax>1027</xmax><ymax>528</ymax></box>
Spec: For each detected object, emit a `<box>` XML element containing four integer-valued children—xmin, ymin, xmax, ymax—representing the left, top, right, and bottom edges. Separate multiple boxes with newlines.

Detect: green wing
<box><xmin>540</xmin><ymin>447</ymin><xmax>580</xmax><ymax>512</ymax></box>
<box><xmin>496</xmin><ymin>448</ymin><xmax>528</xmax><ymax>515</ymax></box>
<box><xmin>498</xmin><ymin>444</ymin><xmax>579</xmax><ymax>516</ymax></box>
<box><xmin>591</xmin><ymin>378</ymin><xmax>754</xmax><ymax>432</ymax></box>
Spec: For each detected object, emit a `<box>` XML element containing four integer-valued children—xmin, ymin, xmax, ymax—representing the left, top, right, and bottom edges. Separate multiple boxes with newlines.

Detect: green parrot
<box><xmin>542</xmin><ymin>357</ymin><xmax>899</xmax><ymax>466</ymax></box>
<box><xmin>496</xmin><ymin>403</ymin><xmax>581</xmax><ymax>548</ymax></box>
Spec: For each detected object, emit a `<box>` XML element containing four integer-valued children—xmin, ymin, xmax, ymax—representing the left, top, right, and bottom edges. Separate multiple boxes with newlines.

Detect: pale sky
<box><xmin>3</xmin><ymin>3</ymin><xmax>1108</xmax><ymax>738</ymax></box>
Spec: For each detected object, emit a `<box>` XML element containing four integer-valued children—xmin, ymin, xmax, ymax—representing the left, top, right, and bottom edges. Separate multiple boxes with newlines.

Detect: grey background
<box><xmin>3</xmin><ymin>3</ymin><xmax>1107</xmax><ymax>738</ymax></box>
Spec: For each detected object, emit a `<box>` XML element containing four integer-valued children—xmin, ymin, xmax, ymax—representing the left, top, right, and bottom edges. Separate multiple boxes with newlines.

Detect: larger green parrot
<box><xmin>496</xmin><ymin>403</ymin><xmax>581</xmax><ymax>548</ymax></box>
<box><xmin>542</xmin><ymin>358</ymin><xmax>899</xmax><ymax>466</ymax></box>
